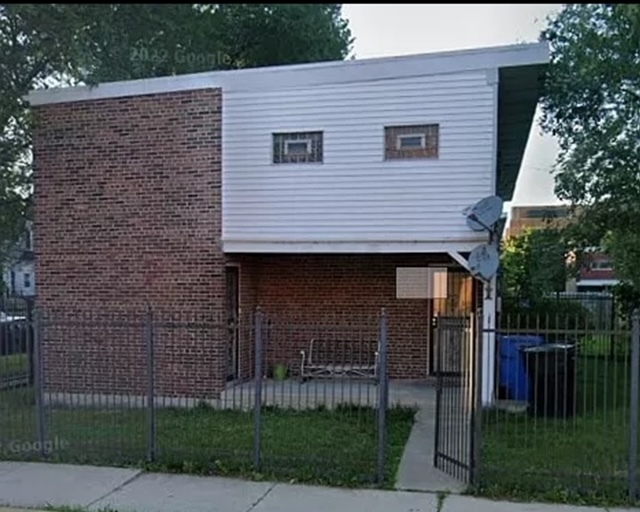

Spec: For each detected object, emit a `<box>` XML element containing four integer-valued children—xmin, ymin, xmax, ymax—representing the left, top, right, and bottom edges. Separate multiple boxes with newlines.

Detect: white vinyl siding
<box><xmin>222</xmin><ymin>70</ymin><xmax>496</xmax><ymax>250</ymax></box>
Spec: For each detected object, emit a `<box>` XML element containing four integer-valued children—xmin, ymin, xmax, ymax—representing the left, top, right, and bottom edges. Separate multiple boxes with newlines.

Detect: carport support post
<box><xmin>253</xmin><ymin>308</ymin><xmax>264</xmax><ymax>471</ymax></box>
<box><xmin>376</xmin><ymin>308</ymin><xmax>389</xmax><ymax>485</ymax></box>
<box><xmin>481</xmin><ymin>275</ymin><xmax>497</xmax><ymax>406</ymax></box>
<box><xmin>628</xmin><ymin>309</ymin><xmax>640</xmax><ymax>500</ymax></box>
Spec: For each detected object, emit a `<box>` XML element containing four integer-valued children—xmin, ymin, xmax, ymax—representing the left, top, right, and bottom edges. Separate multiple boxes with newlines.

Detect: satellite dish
<box><xmin>467</xmin><ymin>243</ymin><xmax>500</xmax><ymax>281</ymax></box>
<box><xmin>464</xmin><ymin>196</ymin><xmax>504</xmax><ymax>232</ymax></box>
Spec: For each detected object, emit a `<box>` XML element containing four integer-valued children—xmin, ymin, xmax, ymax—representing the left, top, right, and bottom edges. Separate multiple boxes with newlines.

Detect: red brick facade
<box><xmin>33</xmin><ymin>89</ymin><xmax>225</xmax><ymax>398</ymax></box>
<box><xmin>33</xmin><ymin>89</ymin><xmax>479</xmax><ymax>398</ymax></box>
<box><xmin>578</xmin><ymin>253</ymin><xmax>616</xmax><ymax>284</ymax></box>
<box><xmin>227</xmin><ymin>254</ymin><xmax>476</xmax><ymax>380</ymax></box>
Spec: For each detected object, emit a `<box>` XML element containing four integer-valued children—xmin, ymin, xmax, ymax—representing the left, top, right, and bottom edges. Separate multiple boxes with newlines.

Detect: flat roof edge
<box><xmin>26</xmin><ymin>41</ymin><xmax>549</xmax><ymax>106</ymax></box>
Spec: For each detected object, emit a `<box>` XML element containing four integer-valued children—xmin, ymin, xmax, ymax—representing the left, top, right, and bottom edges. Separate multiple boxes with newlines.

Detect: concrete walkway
<box><xmin>393</xmin><ymin>383</ymin><xmax>465</xmax><ymax>493</ymax></box>
<box><xmin>395</xmin><ymin>407</ymin><xmax>465</xmax><ymax>493</ymax></box>
<box><xmin>0</xmin><ymin>462</ymin><xmax>632</xmax><ymax>512</ymax></box>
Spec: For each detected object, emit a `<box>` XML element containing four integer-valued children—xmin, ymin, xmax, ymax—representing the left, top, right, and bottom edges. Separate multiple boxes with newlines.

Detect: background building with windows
<box><xmin>1</xmin><ymin>221</ymin><xmax>36</xmax><ymax>298</ymax></box>
<box><xmin>505</xmin><ymin>204</ymin><xmax>618</xmax><ymax>292</ymax></box>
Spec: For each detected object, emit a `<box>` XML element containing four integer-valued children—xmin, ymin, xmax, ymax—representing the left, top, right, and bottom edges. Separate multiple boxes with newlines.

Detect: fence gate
<box><xmin>433</xmin><ymin>314</ymin><xmax>481</xmax><ymax>484</ymax></box>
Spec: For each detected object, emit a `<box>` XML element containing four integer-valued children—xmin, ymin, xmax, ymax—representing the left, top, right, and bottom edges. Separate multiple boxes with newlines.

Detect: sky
<box><xmin>342</xmin><ymin>3</ymin><xmax>563</xmax><ymax>208</ymax></box>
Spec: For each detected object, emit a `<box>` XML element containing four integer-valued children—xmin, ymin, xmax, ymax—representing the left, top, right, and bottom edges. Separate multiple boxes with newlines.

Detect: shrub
<box><xmin>501</xmin><ymin>296</ymin><xmax>596</xmax><ymax>342</ymax></box>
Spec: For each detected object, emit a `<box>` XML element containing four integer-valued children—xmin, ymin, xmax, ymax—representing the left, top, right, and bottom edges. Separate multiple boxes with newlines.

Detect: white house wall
<box><xmin>222</xmin><ymin>70</ymin><xmax>496</xmax><ymax>253</ymax></box>
<box><xmin>2</xmin><ymin>260</ymin><xmax>35</xmax><ymax>298</ymax></box>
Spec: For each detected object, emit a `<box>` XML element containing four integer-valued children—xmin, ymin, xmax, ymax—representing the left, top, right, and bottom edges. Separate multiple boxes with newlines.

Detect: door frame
<box><xmin>428</xmin><ymin>268</ymin><xmax>479</xmax><ymax>375</ymax></box>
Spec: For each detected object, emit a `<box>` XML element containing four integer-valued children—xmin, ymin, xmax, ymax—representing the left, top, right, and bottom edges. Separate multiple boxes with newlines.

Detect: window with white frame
<box><xmin>590</xmin><ymin>259</ymin><xmax>613</xmax><ymax>271</ymax></box>
<box><xmin>396</xmin><ymin>133</ymin><xmax>426</xmax><ymax>150</ymax></box>
<box><xmin>273</xmin><ymin>131</ymin><xmax>323</xmax><ymax>164</ymax></box>
<box><xmin>23</xmin><ymin>273</ymin><xmax>31</xmax><ymax>289</ymax></box>
<box><xmin>385</xmin><ymin>124</ymin><xmax>439</xmax><ymax>160</ymax></box>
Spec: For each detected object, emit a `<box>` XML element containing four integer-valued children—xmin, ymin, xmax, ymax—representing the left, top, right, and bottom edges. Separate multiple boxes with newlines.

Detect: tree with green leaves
<box><xmin>501</xmin><ymin>227</ymin><xmax>572</xmax><ymax>301</ymax></box>
<box><xmin>540</xmin><ymin>4</ymin><xmax>640</xmax><ymax>296</ymax></box>
<box><xmin>0</xmin><ymin>3</ymin><xmax>353</xmax><ymax>269</ymax></box>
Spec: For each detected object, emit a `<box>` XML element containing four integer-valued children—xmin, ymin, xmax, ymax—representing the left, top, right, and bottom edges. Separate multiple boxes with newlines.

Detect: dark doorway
<box><xmin>429</xmin><ymin>270</ymin><xmax>477</xmax><ymax>375</ymax></box>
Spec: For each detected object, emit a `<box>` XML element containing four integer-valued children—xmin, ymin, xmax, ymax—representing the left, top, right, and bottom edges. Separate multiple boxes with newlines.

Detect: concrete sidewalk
<box><xmin>0</xmin><ymin>462</ymin><xmax>632</xmax><ymax>512</ymax></box>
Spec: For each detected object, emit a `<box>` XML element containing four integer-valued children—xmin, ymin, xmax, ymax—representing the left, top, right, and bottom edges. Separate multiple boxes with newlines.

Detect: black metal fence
<box><xmin>0</xmin><ymin>297</ymin><xmax>33</xmax><ymax>388</ymax></box>
<box><xmin>0</xmin><ymin>307</ymin><xmax>418</xmax><ymax>487</ymax></box>
<box><xmin>480</xmin><ymin>301</ymin><xmax>640</xmax><ymax>503</ymax></box>
<box><xmin>433</xmin><ymin>314</ymin><xmax>481</xmax><ymax>484</ymax></box>
<box><xmin>5</xmin><ymin>293</ymin><xmax>640</xmax><ymax>501</ymax></box>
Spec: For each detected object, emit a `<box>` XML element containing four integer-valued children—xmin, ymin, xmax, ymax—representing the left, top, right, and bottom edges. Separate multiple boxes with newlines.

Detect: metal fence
<box><xmin>481</xmin><ymin>305</ymin><xmax>640</xmax><ymax>502</ymax></box>
<box><xmin>433</xmin><ymin>314</ymin><xmax>481</xmax><ymax>484</ymax></box>
<box><xmin>5</xmin><ymin>295</ymin><xmax>640</xmax><ymax>501</ymax></box>
<box><xmin>0</xmin><ymin>307</ymin><xmax>412</xmax><ymax>486</ymax></box>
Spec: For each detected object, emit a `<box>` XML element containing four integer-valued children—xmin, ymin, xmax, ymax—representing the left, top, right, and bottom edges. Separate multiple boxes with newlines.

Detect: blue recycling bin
<box><xmin>498</xmin><ymin>335</ymin><xmax>545</xmax><ymax>401</ymax></box>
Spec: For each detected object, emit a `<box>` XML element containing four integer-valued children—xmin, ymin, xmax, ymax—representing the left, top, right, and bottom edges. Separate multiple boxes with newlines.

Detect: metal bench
<box><xmin>300</xmin><ymin>338</ymin><xmax>379</xmax><ymax>382</ymax></box>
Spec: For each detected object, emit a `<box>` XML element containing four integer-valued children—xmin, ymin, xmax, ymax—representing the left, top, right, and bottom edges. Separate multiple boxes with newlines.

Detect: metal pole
<box><xmin>146</xmin><ymin>308</ymin><xmax>156</xmax><ymax>463</ymax></box>
<box><xmin>628</xmin><ymin>309</ymin><xmax>640</xmax><ymax>500</ymax></box>
<box><xmin>471</xmin><ymin>309</ymin><xmax>484</xmax><ymax>486</ymax></box>
<box><xmin>26</xmin><ymin>299</ymin><xmax>35</xmax><ymax>386</ymax></box>
<box><xmin>433</xmin><ymin>316</ymin><xmax>441</xmax><ymax>468</ymax></box>
<box><xmin>376</xmin><ymin>308</ymin><xmax>389</xmax><ymax>485</ymax></box>
<box><xmin>610</xmin><ymin>296</ymin><xmax>616</xmax><ymax>359</ymax></box>
<box><xmin>33</xmin><ymin>308</ymin><xmax>47</xmax><ymax>459</ymax></box>
<box><xmin>253</xmin><ymin>308</ymin><xmax>264</xmax><ymax>471</ymax></box>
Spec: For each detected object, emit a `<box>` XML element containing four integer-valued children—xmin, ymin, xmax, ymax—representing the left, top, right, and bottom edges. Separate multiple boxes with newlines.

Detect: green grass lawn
<box><xmin>478</xmin><ymin>356</ymin><xmax>635</xmax><ymax>506</ymax></box>
<box><xmin>0</xmin><ymin>353</ymin><xmax>28</xmax><ymax>376</ymax></box>
<box><xmin>0</xmin><ymin>388</ymin><xmax>415</xmax><ymax>488</ymax></box>
<box><xmin>579</xmin><ymin>334</ymin><xmax>631</xmax><ymax>359</ymax></box>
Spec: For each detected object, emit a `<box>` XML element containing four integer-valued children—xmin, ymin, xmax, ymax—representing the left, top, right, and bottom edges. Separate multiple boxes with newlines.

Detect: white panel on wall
<box><xmin>396</xmin><ymin>267</ymin><xmax>448</xmax><ymax>299</ymax></box>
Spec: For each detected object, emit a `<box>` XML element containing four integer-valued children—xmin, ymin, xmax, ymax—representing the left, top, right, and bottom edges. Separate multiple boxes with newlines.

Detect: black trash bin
<box><xmin>522</xmin><ymin>343</ymin><xmax>576</xmax><ymax>419</ymax></box>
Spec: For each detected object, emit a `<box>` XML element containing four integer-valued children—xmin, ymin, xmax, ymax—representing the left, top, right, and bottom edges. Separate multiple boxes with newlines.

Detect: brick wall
<box><xmin>32</xmin><ymin>89</ymin><xmax>225</xmax><ymax>398</ymax></box>
<box><xmin>578</xmin><ymin>253</ymin><xmax>616</xmax><ymax>282</ymax></box>
<box><xmin>229</xmin><ymin>254</ymin><xmax>475</xmax><ymax>380</ymax></box>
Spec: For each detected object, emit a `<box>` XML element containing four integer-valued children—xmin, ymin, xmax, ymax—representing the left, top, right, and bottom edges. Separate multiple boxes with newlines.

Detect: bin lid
<box><xmin>522</xmin><ymin>343</ymin><xmax>575</xmax><ymax>353</ymax></box>
<box><xmin>500</xmin><ymin>335</ymin><xmax>545</xmax><ymax>357</ymax></box>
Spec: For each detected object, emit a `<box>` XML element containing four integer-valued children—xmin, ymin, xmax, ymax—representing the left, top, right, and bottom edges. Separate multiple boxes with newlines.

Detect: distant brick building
<box><xmin>506</xmin><ymin>205</ymin><xmax>618</xmax><ymax>292</ymax></box>
<box><xmin>571</xmin><ymin>251</ymin><xmax>617</xmax><ymax>293</ymax></box>
<box><xmin>504</xmin><ymin>205</ymin><xmax>571</xmax><ymax>239</ymax></box>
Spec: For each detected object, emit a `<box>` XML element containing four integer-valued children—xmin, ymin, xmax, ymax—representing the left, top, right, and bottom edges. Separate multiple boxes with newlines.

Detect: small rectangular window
<box><xmin>591</xmin><ymin>260</ymin><xmax>613</xmax><ymax>271</ymax></box>
<box><xmin>284</xmin><ymin>139</ymin><xmax>312</xmax><ymax>156</ymax></box>
<box><xmin>273</xmin><ymin>131</ymin><xmax>323</xmax><ymax>164</ymax></box>
<box><xmin>385</xmin><ymin>124</ymin><xmax>439</xmax><ymax>160</ymax></box>
<box><xmin>396</xmin><ymin>134</ymin><xmax>426</xmax><ymax>150</ymax></box>
<box><xmin>23</xmin><ymin>273</ymin><xmax>31</xmax><ymax>289</ymax></box>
